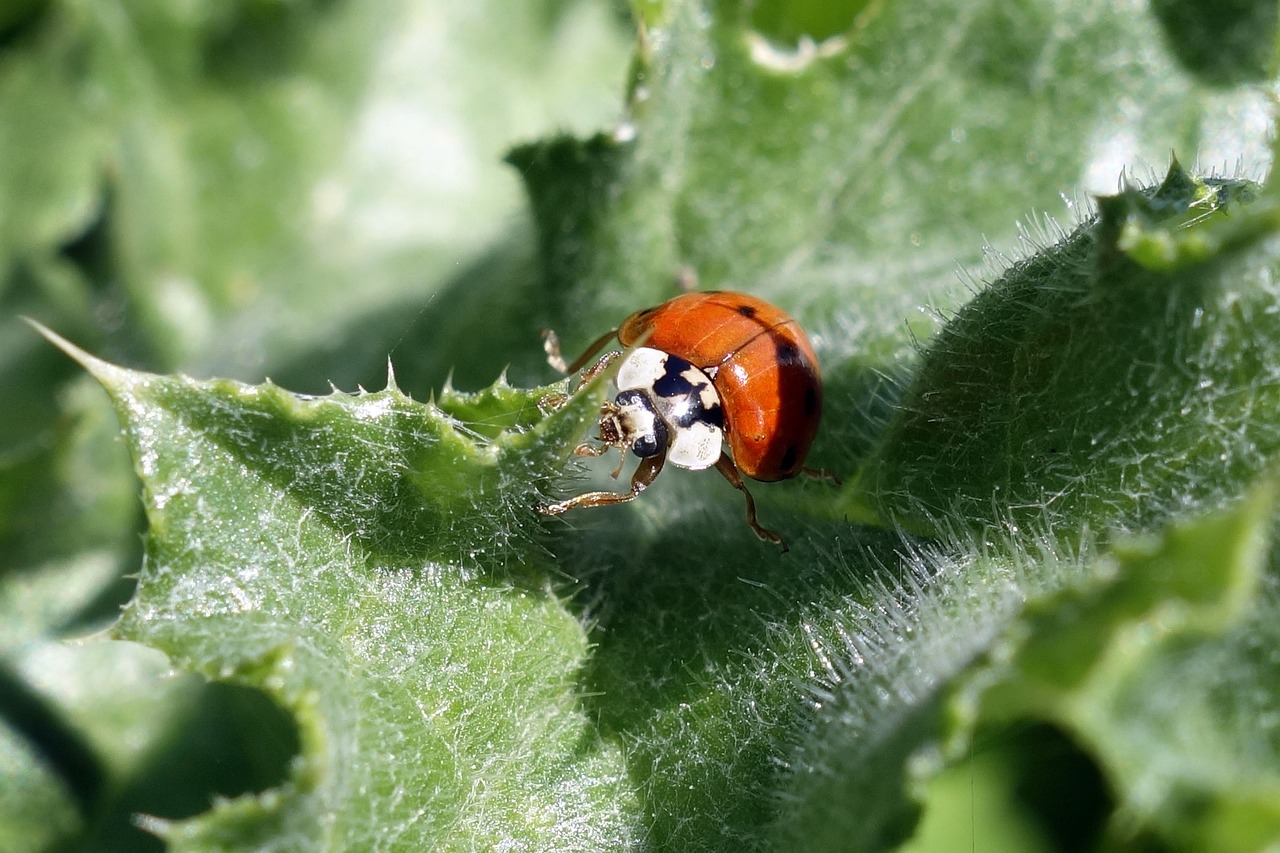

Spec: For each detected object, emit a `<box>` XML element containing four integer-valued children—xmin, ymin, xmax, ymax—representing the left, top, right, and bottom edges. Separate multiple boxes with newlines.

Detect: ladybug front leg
<box><xmin>543</xmin><ymin>327</ymin><xmax>620</xmax><ymax>375</ymax></box>
<box><xmin>576</xmin><ymin>350</ymin><xmax>623</xmax><ymax>387</ymax></box>
<box><xmin>541</xmin><ymin>452</ymin><xmax>665</xmax><ymax>516</ymax></box>
<box><xmin>539</xmin><ymin>349</ymin><xmax>624</xmax><ymax>415</ymax></box>
<box><xmin>713</xmin><ymin>453</ymin><xmax>787</xmax><ymax>551</ymax></box>
<box><xmin>567</xmin><ymin>440</ymin><xmax>627</xmax><ymax>478</ymax></box>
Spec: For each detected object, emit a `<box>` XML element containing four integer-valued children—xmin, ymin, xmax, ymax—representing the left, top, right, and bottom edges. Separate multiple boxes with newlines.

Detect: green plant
<box><xmin>4</xmin><ymin>0</ymin><xmax>1279</xmax><ymax>850</ymax></box>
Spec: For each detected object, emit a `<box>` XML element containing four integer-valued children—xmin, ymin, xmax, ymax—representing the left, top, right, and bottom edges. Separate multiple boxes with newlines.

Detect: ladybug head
<box><xmin>599</xmin><ymin>389</ymin><xmax>669</xmax><ymax>459</ymax></box>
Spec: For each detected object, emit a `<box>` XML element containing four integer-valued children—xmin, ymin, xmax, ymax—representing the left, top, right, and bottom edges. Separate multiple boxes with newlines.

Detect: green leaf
<box><xmin>39</xmin><ymin>329</ymin><xmax>638</xmax><ymax>848</ymax></box>
<box><xmin>963</xmin><ymin>482</ymin><xmax>1280</xmax><ymax>850</ymax></box>
<box><xmin>0</xmin><ymin>721</ymin><xmax>82</xmax><ymax>853</ymax></box>
<box><xmin>778</xmin><ymin>482</ymin><xmax>1278</xmax><ymax>852</ymax></box>
<box><xmin>1150</xmin><ymin>0</ymin><xmax>1279</xmax><ymax>86</ymax></box>
<box><xmin>0</xmin><ymin>10</ymin><xmax>110</xmax><ymax>290</ymax></box>
<box><xmin>853</xmin><ymin>164</ymin><xmax>1280</xmax><ymax>536</ymax></box>
<box><xmin>0</xmin><ymin>373</ymin><xmax>138</xmax><ymax>651</ymax></box>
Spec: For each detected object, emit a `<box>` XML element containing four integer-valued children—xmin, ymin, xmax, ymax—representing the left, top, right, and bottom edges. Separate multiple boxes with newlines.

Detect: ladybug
<box><xmin>540</xmin><ymin>290</ymin><xmax>826</xmax><ymax>549</ymax></box>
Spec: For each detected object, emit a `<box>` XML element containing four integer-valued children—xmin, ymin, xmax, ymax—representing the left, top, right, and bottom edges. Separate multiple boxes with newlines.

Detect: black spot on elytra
<box><xmin>737</xmin><ymin>304</ymin><xmax>759</xmax><ymax>318</ymax></box>
<box><xmin>776</xmin><ymin>340</ymin><xmax>801</xmax><ymax>365</ymax></box>
<box><xmin>779</xmin><ymin>444</ymin><xmax>798</xmax><ymax>472</ymax></box>
<box><xmin>804</xmin><ymin>385</ymin><xmax>819</xmax><ymax>415</ymax></box>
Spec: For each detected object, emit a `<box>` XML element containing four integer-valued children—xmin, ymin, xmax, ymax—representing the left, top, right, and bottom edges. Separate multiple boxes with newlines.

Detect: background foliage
<box><xmin>3</xmin><ymin>0</ymin><xmax>1280</xmax><ymax>850</ymax></box>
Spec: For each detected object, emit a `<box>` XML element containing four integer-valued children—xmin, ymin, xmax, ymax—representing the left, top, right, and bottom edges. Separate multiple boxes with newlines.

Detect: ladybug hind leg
<box><xmin>541</xmin><ymin>453</ymin><xmax>666</xmax><ymax>517</ymax></box>
<box><xmin>713</xmin><ymin>453</ymin><xmax>787</xmax><ymax>552</ymax></box>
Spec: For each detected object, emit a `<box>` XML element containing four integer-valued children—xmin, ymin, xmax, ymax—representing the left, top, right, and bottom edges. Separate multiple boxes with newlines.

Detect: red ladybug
<box><xmin>541</xmin><ymin>291</ymin><xmax>826</xmax><ymax>549</ymax></box>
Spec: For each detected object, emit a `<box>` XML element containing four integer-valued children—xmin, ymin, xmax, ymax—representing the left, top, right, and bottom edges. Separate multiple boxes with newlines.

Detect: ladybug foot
<box><xmin>714</xmin><ymin>453</ymin><xmax>788</xmax><ymax>552</ymax></box>
<box><xmin>538</xmin><ymin>391</ymin><xmax>569</xmax><ymax>415</ymax></box>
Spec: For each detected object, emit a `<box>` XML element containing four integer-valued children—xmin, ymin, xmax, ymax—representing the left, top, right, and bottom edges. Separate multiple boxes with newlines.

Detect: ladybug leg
<box><xmin>576</xmin><ymin>350</ymin><xmax>623</xmax><ymax>387</ymax></box>
<box><xmin>538</xmin><ymin>351</ymin><xmax>623</xmax><ymax>413</ymax></box>
<box><xmin>538</xmin><ymin>391</ymin><xmax>570</xmax><ymax>414</ymax></box>
<box><xmin>568</xmin><ymin>440</ymin><xmax>628</xmax><ymax>478</ymax></box>
<box><xmin>713</xmin><ymin>453</ymin><xmax>787</xmax><ymax>551</ymax></box>
<box><xmin>608</xmin><ymin>451</ymin><xmax>627</xmax><ymax>480</ymax></box>
<box><xmin>571</xmin><ymin>442</ymin><xmax>610</xmax><ymax>458</ymax></box>
<box><xmin>570</xmin><ymin>443</ymin><xmax>630</xmax><ymax>482</ymax></box>
<box><xmin>540</xmin><ymin>452</ymin><xmax>665</xmax><ymax>516</ymax></box>
<box><xmin>543</xmin><ymin>327</ymin><xmax>620</xmax><ymax>375</ymax></box>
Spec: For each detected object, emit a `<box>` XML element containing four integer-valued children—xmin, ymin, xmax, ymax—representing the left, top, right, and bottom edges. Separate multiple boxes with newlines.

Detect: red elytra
<box><xmin>616</xmin><ymin>291</ymin><xmax>822</xmax><ymax>481</ymax></box>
